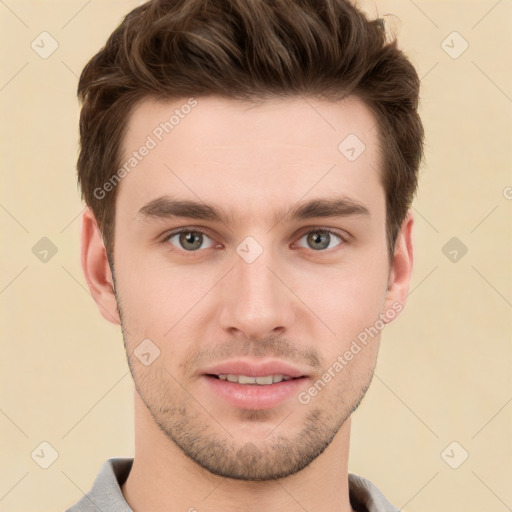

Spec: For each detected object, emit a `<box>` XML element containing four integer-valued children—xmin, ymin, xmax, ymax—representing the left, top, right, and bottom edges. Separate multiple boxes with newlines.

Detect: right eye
<box><xmin>164</xmin><ymin>229</ymin><xmax>217</xmax><ymax>252</ymax></box>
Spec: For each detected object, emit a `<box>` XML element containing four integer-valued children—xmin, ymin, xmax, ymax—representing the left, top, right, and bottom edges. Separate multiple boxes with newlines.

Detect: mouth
<box><xmin>201</xmin><ymin>360</ymin><xmax>309</xmax><ymax>410</ymax></box>
<box><xmin>209</xmin><ymin>374</ymin><xmax>296</xmax><ymax>385</ymax></box>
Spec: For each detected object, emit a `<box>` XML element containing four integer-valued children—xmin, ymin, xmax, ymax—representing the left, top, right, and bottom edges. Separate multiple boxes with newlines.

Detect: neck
<box><xmin>122</xmin><ymin>390</ymin><xmax>354</xmax><ymax>512</ymax></box>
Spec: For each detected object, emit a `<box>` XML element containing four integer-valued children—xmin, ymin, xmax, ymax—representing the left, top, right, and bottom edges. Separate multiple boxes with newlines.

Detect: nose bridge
<box><xmin>237</xmin><ymin>249</ymin><xmax>278</xmax><ymax>300</ymax></box>
<box><xmin>219</xmin><ymin>239</ymin><xmax>294</xmax><ymax>337</ymax></box>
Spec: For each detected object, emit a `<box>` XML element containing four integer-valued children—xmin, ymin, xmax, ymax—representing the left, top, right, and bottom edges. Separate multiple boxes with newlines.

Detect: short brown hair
<box><xmin>77</xmin><ymin>0</ymin><xmax>424</xmax><ymax>263</ymax></box>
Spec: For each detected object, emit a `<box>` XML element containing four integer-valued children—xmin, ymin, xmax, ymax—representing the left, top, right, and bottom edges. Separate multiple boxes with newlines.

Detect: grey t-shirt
<box><xmin>66</xmin><ymin>458</ymin><xmax>400</xmax><ymax>512</ymax></box>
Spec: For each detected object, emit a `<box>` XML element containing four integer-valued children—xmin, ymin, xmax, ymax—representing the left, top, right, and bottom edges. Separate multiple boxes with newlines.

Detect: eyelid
<box><xmin>294</xmin><ymin>226</ymin><xmax>350</xmax><ymax>241</ymax></box>
<box><xmin>292</xmin><ymin>227</ymin><xmax>348</xmax><ymax>251</ymax></box>
<box><xmin>162</xmin><ymin>226</ymin><xmax>214</xmax><ymax>240</ymax></box>
<box><xmin>162</xmin><ymin>227</ymin><xmax>219</xmax><ymax>253</ymax></box>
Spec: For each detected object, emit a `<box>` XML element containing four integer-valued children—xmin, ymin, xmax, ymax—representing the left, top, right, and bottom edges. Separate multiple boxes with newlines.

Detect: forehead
<box><xmin>117</xmin><ymin>95</ymin><xmax>384</xmax><ymax>224</ymax></box>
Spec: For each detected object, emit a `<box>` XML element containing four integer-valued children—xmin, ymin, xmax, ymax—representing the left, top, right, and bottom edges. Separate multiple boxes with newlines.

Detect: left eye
<box><xmin>295</xmin><ymin>230</ymin><xmax>343</xmax><ymax>251</ymax></box>
<box><xmin>166</xmin><ymin>230</ymin><xmax>216</xmax><ymax>252</ymax></box>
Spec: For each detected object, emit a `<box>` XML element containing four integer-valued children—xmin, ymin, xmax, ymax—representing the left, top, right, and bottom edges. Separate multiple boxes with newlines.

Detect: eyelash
<box><xmin>161</xmin><ymin>227</ymin><xmax>348</xmax><ymax>256</ymax></box>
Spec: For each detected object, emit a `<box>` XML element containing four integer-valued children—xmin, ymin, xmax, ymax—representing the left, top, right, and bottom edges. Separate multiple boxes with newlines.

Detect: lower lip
<box><xmin>203</xmin><ymin>376</ymin><xmax>307</xmax><ymax>410</ymax></box>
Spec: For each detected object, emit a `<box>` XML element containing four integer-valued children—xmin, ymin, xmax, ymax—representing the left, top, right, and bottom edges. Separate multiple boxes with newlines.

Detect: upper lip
<box><xmin>202</xmin><ymin>359</ymin><xmax>307</xmax><ymax>379</ymax></box>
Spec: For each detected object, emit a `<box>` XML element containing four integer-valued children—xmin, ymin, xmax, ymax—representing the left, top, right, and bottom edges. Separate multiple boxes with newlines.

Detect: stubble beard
<box><xmin>114</xmin><ymin>280</ymin><xmax>375</xmax><ymax>481</ymax></box>
<box><xmin>125</xmin><ymin>344</ymin><xmax>374</xmax><ymax>481</ymax></box>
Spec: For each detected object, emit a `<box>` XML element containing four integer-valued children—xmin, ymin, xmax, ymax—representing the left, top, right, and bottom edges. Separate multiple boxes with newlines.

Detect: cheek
<box><xmin>296</xmin><ymin>259</ymin><xmax>389</xmax><ymax>339</ymax></box>
<box><xmin>114</xmin><ymin>254</ymin><xmax>225</xmax><ymax>356</ymax></box>
<box><xmin>116</xmin><ymin>247</ymin><xmax>195</xmax><ymax>313</ymax></box>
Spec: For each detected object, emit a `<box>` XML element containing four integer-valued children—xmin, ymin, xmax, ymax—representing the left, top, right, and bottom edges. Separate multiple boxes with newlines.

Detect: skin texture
<box><xmin>81</xmin><ymin>95</ymin><xmax>414</xmax><ymax>512</ymax></box>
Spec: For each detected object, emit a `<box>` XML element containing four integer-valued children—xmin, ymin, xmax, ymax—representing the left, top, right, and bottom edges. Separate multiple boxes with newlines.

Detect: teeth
<box><xmin>256</xmin><ymin>375</ymin><xmax>273</xmax><ymax>385</ymax></box>
<box><xmin>239</xmin><ymin>375</ymin><xmax>256</xmax><ymax>384</ymax></box>
<box><xmin>217</xmin><ymin>374</ymin><xmax>293</xmax><ymax>385</ymax></box>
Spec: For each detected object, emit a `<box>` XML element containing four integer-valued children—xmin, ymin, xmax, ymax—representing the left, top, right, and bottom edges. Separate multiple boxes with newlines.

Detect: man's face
<box><xmin>107</xmin><ymin>95</ymin><xmax>403</xmax><ymax>480</ymax></box>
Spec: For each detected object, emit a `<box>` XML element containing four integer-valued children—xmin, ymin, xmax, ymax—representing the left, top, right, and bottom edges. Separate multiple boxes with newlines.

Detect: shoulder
<box><xmin>65</xmin><ymin>458</ymin><xmax>133</xmax><ymax>512</ymax></box>
<box><xmin>348</xmin><ymin>473</ymin><xmax>400</xmax><ymax>512</ymax></box>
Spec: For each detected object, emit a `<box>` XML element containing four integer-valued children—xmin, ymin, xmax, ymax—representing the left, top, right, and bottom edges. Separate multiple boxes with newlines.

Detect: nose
<box><xmin>218</xmin><ymin>247</ymin><xmax>296</xmax><ymax>340</ymax></box>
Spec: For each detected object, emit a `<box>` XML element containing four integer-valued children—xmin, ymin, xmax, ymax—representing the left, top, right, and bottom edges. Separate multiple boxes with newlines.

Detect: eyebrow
<box><xmin>135</xmin><ymin>195</ymin><xmax>370</xmax><ymax>226</ymax></box>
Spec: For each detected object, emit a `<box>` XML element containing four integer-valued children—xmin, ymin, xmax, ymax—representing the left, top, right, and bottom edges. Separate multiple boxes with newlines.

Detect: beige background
<box><xmin>1</xmin><ymin>0</ymin><xmax>511</xmax><ymax>511</ymax></box>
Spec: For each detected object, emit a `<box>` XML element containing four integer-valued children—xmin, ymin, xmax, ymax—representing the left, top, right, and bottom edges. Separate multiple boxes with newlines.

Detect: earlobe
<box><xmin>383</xmin><ymin>211</ymin><xmax>414</xmax><ymax>322</ymax></box>
<box><xmin>80</xmin><ymin>207</ymin><xmax>121</xmax><ymax>325</ymax></box>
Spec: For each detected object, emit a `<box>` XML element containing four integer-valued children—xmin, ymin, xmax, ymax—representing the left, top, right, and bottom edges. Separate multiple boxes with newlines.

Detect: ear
<box><xmin>383</xmin><ymin>210</ymin><xmax>414</xmax><ymax>322</ymax></box>
<box><xmin>80</xmin><ymin>207</ymin><xmax>121</xmax><ymax>325</ymax></box>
